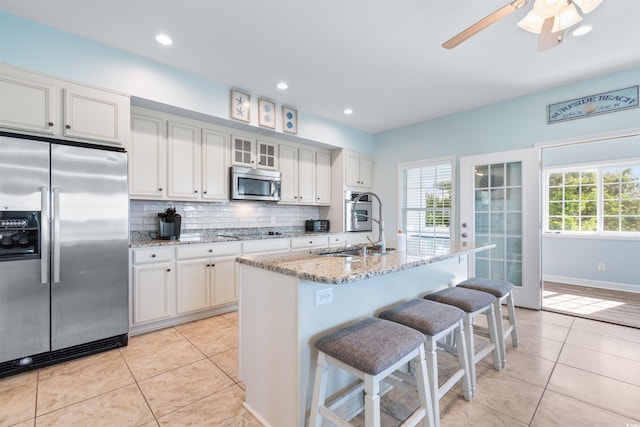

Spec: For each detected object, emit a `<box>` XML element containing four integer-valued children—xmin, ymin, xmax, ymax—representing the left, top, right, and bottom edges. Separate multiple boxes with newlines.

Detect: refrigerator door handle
<box><xmin>52</xmin><ymin>188</ymin><xmax>61</xmax><ymax>283</ymax></box>
<box><xmin>41</xmin><ymin>186</ymin><xmax>50</xmax><ymax>284</ymax></box>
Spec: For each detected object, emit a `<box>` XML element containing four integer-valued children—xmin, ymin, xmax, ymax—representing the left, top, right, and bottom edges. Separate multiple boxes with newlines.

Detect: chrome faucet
<box><xmin>351</xmin><ymin>191</ymin><xmax>386</xmax><ymax>253</ymax></box>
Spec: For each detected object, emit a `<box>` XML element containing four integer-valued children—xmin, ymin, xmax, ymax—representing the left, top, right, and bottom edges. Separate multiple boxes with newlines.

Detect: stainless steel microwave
<box><xmin>230</xmin><ymin>166</ymin><xmax>281</xmax><ymax>201</ymax></box>
<box><xmin>345</xmin><ymin>192</ymin><xmax>373</xmax><ymax>232</ymax></box>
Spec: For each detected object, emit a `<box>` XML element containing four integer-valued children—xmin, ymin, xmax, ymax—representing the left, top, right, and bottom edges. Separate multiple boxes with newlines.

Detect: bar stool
<box><xmin>379</xmin><ymin>299</ymin><xmax>472</xmax><ymax>427</ymax></box>
<box><xmin>309</xmin><ymin>317</ymin><xmax>434</xmax><ymax>427</ymax></box>
<box><xmin>423</xmin><ymin>287</ymin><xmax>501</xmax><ymax>395</ymax></box>
<box><xmin>457</xmin><ymin>277</ymin><xmax>519</xmax><ymax>369</ymax></box>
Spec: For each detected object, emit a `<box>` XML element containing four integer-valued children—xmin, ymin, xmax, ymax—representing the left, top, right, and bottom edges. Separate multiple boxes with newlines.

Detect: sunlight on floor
<box><xmin>543</xmin><ymin>290</ymin><xmax>626</xmax><ymax>315</ymax></box>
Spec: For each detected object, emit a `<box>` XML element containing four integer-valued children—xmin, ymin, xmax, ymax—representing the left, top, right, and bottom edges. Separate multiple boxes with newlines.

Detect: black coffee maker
<box><xmin>158</xmin><ymin>207</ymin><xmax>181</xmax><ymax>240</ymax></box>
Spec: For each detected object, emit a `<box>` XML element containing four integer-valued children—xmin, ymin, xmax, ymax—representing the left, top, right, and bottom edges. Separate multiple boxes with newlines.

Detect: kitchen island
<box><xmin>236</xmin><ymin>241</ymin><xmax>492</xmax><ymax>427</ymax></box>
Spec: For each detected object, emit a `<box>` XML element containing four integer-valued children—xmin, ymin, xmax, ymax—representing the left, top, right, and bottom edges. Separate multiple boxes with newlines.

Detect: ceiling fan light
<box><xmin>533</xmin><ymin>0</ymin><xmax>567</xmax><ymax>18</ymax></box>
<box><xmin>552</xmin><ymin>3</ymin><xmax>583</xmax><ymax>31</ymax></box>
<box><xmin>573</xmin><ymin>0</ymin><xmax>603</xmax><ymax>14</ymax></box>
<box><xmin>518</xmin><ymin>10</ymin><xmax>545</xmax><ymax>33</ymax></box>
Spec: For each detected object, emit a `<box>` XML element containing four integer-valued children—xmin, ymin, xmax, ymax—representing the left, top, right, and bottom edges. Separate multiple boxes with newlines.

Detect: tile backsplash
<box><xmin>130</xmin><ymin>200</ymin><xmax>321</xmax><ymax>233</ymax></box>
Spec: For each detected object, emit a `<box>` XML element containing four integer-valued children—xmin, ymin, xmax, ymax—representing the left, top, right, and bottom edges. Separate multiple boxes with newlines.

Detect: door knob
<box><xmin>461</xmin><ymin>233</ymin><xmax>468</xmax><ymax>238</ymax></box>
<box><xmin>462</xmin><ymin>222</ymin><xmax>468</xmax><ymax>228</ymax></box>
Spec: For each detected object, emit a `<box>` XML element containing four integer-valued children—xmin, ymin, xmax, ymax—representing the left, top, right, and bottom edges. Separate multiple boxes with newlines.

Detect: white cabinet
<box><xmin>291</xmin><ymin>235</ymin><xmax>330</xmax><ymax>250</ymax></box>
<box><xmin>279</xmin><ymin>144</ymin><xmax>331</xmax><ymax>205</ymax></box>
<box><xmin>201</xmin><ymin>128</ymin><xmax>229</xmax><ymax>201</ymax></box>
<box><xmin>129</xmin><ymin>113</ymin><xmax>166</xmax><ymax>198</ymax></box>
<box><xmin>0</xmin><ymin>64</ymin><xmax>130</xmax><ymax>146</ymax></box>
<box><xmin>328</xmin><ymin>234</ymin><xmax>346</xmax><ymax>247</ymax></box>
<box><xmin>130</xmin><ymin>247</ymin><xmax>175</xmax><ymax>325</ymax></box>
<box><xmin>175</xmin><ymin>242</ymin><xmax>242</xmax><ymax>315</ymax></box>
<box><xmin>242</xmin><ymin>238</ymin><xmax>291</xmax><ymax>255</ymax></box>
<box><xmin>345</xmin><ymin>151</ymin><xmax>373</xmax><ymax>188</ymax></box>
<box><xmin>231</xmin><ymin>135</ymin><xmax>277</xmax><ymax>170</ymax></box>
<box><xmin>129</xmin><ymin>110</ymin><xmax>229</xmax><ymax>202</ymax></box>
<box><xmin>167</xmin><ymin>121</ymin><xmax>200</xmax><ymax>200</ymax></box>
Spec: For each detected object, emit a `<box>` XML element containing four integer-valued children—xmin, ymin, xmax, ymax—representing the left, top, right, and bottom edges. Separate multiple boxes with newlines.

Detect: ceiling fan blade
<box><xmin>442</xmin><ymin>0</ymin><xmax>530</xmax><ymax>49</ymax></box>
<box><xmin>537</xmin><ymin>17</ymin><xmax>564</xmax><ymax>51</ymax></box>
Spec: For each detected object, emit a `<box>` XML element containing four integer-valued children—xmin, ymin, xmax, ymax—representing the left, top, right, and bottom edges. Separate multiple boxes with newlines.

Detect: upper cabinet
<box><xmin>0</xmin><ymin>64</ymin><xmax>130</xmax><ymax>146</ymax></box>
<box><xmin>231</xmin><ymin>135</ymin><xmax>277</xmax><ymax>170</ymax></box>
<box><xmin>345</xmin><ymin>151</ymin><xmax>373</xmax><ymax>189</ymax></box>
<box><xmin>279</xmin><ymin>144</ymin><xmax>331</xmax><ymax>206</ymax></box>
<box><xmin>129</xmin><ymin>109</ymin><xmax>228</xmax><ymax>202</ymax></box>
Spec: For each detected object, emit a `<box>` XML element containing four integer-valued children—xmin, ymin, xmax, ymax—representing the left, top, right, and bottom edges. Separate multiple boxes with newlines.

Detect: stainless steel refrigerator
<box><xmin>0</xmin><ymin>132</ymin><xmax>129</xmax><ymax>376</ymax></box>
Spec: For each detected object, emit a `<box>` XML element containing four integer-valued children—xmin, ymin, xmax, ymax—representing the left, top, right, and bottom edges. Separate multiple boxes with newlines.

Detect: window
<box><xmin>399</xmin><ymin>157</ymin><xmax>454</xmax><ymax>252</ymax></box>
<box><xmin>545</xmin><ymin>162</ymin><xmax>640</xmax><ymax>234</ymax></box>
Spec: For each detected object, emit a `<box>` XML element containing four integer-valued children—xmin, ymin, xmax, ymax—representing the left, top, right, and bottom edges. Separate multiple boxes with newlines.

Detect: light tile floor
<box><xmin>1</xmin><ymin>308</ymin><xmax>640</xmax><ymax>426</ymax></box>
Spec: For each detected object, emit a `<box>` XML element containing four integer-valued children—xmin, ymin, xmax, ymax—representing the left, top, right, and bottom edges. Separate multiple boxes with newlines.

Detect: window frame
<box><xmin>397</xmin><ymin>156</ymin><xmax>456</xmax><ymax>250</ymax></box>
<box><xmin>543</xmin><ymin>158</ymin><xmax>640</xmax><ymax>237</ymax></box>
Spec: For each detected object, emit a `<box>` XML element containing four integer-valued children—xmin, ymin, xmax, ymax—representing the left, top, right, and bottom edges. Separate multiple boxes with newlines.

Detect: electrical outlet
<box><xmin>598</xmin><ymin>262</ymin><xmax>606</xmax><ymax>272</ymax></box>
<box><xmin>315</xmin><ymin>288</ymin><xmax>333</xmax><ymax>306</ymax></box>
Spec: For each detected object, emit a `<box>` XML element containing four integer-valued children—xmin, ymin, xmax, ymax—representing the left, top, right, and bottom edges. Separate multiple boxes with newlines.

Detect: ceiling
<box><xmin>2</xmin><ymin>0</ymin><xmax>639</xmax><ymax>134</ymax></box>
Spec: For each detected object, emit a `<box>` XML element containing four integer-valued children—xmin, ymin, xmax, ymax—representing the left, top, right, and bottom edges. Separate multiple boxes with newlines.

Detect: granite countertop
<box><xmin>236</xmin><ymin>241</ymin><xmax>494</xmax><ymax>285</ymax></box>
<box><xmin>129</xmin><ymin>228</ymin><xmax>344</xmax><ymax>248</ymax></box>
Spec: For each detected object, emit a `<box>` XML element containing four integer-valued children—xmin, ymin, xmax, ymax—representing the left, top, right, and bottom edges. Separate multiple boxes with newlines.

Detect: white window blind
<box><xmin>399</xmin><ymin>158</ymin><xmax>453</xmax><ymax>252</ymax></box>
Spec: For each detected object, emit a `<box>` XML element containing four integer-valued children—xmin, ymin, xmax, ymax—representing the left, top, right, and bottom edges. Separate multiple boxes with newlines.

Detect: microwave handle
<box><xmin>270</xmin><ymin>180</ymin><xmax>276</xmax><ymax>197</ymax></box>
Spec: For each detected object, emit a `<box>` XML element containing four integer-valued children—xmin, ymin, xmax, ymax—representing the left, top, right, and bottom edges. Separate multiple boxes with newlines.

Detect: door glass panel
<box><xmin>474</xmin><ymin>161</ymin><xmax>523</xmax><ymax>286</ymax></box>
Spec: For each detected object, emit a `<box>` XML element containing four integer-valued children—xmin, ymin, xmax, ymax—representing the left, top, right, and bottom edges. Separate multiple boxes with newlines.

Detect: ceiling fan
<box><xmin>442</xmin><ymin>0</ymin><xmax>603</xmax><ymax>51</ymax></box>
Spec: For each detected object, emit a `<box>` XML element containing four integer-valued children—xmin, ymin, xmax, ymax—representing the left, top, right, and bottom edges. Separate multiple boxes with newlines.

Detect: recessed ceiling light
<box><xmin>571</xmin><ymin>25</ymin><xmax>593</xmax><ymax>37</ymax></box>
<box><xmin>155</xmin><ymin>34</ymin><xmax>173</xmax><ymax>46</ymax></box>
<box><xmin>276</xmin><ymin>82</ymin><xmax>288</xmax><ymax>90</ymax></box>
<box><xmin>344</xmin><ymin>108</ymin><xmax>353</xmax><ymax>115</ymax></box>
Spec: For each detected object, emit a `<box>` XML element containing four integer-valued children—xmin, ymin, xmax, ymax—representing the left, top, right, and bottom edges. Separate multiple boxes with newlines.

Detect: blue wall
<box><xmin>0</xmin><ymin>11</ymin><xmax>373</xmax><ymax>153</ymax></box>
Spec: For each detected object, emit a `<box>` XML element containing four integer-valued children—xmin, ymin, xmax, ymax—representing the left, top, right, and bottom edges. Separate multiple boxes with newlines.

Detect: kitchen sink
<box><xmin>317</xmin><ymin>247</ymin><xmax>395</xmax><ymax>257</ymax></box>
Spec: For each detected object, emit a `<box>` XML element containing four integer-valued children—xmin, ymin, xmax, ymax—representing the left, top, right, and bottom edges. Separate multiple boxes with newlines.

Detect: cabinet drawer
<box><xmin>132</xmin><ymin>247</ymin><xmax>173</xmax><ymax>264</ymax></box>
<box><xmin>328</xmin><ymin>234</ymin><xmax>346</xmax><ymax>247</ymax></box>
<box><xmin>291</xmin><ymin>235</ymin><xmax>329</xmax><ymax>250</ymax></box>
<box><xmin>176</xmin><ymin>242</ymin><xmax>241</xmax><ymax>259</ymax></box>
<box><xmin>242</xmin><ymin>238</ymin><xmax>290</xmax><ymax>254</ymax></box>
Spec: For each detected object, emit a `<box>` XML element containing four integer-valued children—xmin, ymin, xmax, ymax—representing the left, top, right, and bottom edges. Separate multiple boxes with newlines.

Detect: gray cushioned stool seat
<box><xmin>379</xmin><ymin>299</ymin><xmax>465</xmax><ymax>336</ymax></box>
<box><xmin>314</xmin><ymin>317</ymin><xmax>426</xmax><ymax>375</ymax></box>
<box><xmin>457</xmin><ymin>277</ymin><xmax>514</xmax><ymax>298</ymax></box>
<box><xmin>424</xmin><ymin>287</ymin><xmax>496</xmax><ymax>313</ymax></box>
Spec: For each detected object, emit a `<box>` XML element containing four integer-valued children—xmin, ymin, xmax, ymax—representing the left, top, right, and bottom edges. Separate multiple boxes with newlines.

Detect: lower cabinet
<box><xmin>130</xmin><ymin>247</ymin><xmax>175</xmax><ymax>325</ymax></box>
<box><xmin>176</xmin><ymin>255</ymin><xmax>237</xmax><ymax>315</ymax></box>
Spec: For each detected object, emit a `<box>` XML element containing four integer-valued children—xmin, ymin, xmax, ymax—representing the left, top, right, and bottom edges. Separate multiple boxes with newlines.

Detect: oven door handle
<box><xmin>52</xmin><ymin>188</ymin><xmax>61</xmax><ymax>284</ymax></box>
<box><xmin>40</xmin><ymin>186</ymin><xmax>49</xmax><ymax>284</ymax></box>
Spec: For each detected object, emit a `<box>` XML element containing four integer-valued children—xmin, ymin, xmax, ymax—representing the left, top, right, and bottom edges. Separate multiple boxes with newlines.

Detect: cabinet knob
<box><xmin>194</xmin><ymin>190</ymin><xmax>198</xmax><ymax>193</ymax></box>
<box><xmin>65</xmin><ymin>124</ymin><xmax>71</xmax><ymax>129</ymax></box>
<box><xmin>212</xmin><ymin>263</ymin><xmax>215</xmax><ymax>267</ymax></box>
<box><xmin>158</xmin><ymin>188</ymin><xmax>163</xmax><ymax>191</ymax></box>
<box><xmin>209</xmin><ymin>249</ymin><xmax>213</xmax><ymax>253</ymax></box>
<box><xmin>166</xmin><ymin>268</ymin><xmax>171</xmax><ymax>272</ymax></box>
<box><xmin>203</xmin><ymin>191</ymin><xmax>207</xmax><ymax>194</ymax></box>
<box><xmin>151</xmin><ymin>254</ymin><xmax>156</xmax><ymax>258</ymax></box>
<box><xmin>206</xmin><ymin>264</ymin><xmax>211</xmax><ymax>267</ymax></box>
<box><xmin>48</xmin><ymin>122</ymin><xmax>54</xmax><ymax>127</ymax></box>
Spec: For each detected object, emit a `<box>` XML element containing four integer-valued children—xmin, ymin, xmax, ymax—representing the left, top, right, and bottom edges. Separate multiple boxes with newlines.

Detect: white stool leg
<box><xmin>455</xmin><ymin>321</ymin><xmax>473</xmax><ymax>401</ymax></box>
<box><xmin>493</xmin><ymin>298</ymin><xmax>507</xmax><ymax>368</ymax></box>
<box><xmin>506</xmin><ymin>292</ymin><xmax>519</xmax><ymax>347</ymax></box>
<box><xmin>413</xmin><ymin>346</ymin><xmax>435</xmax><ymax>427</ymax></box>
<box><xmin>364</xmin><ymin>373</ymin><xmax>381</xmax><ymax>427</ymax></box>
<box><xmin>424</xmin><ymin>337</ymin><xmax>440</xmax><ymax>427</ymax></box>
<box><xmin>485</xmin><ymin>304</ymin><xmax>502</xmax><ymax>371</ymax></box>
<box><xmin>462</xmin><ymin>315</ymin><xmax>477</xmax><ymax>394</ymax></box>
<box><xmin>309</xmin><ymin>352</ymin><xmax>329</xmax><ymax>427</ymax></box>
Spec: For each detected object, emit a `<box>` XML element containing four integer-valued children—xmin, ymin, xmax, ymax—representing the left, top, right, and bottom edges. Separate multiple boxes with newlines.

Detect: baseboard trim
<box><xmin>543</xmin><ymin>275</ymin><xmax>640</xmax><ymax>294</ymax></box>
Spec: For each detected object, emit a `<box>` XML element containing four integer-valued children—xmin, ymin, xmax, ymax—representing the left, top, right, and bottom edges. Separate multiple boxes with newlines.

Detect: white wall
<box><xmin>373</xmin><ymin>67</ymin><xmax>640</xmax><ymax>289</ymax></box>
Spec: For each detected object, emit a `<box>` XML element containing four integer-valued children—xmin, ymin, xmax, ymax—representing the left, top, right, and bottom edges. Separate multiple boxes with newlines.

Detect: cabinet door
<box><xmin>359</xmin><ymin>155</ymin><xmax>373</xmax><ymax>188</ymax></box>
<box><xmin>278</xmin><ymin>144</ymin><xmax>299</xmax><ymax>203</ymax></box>
<box><xmin>63</xmin><ymin>86</ymin><xmax>130</xmax><ymax>145</ymax></box>
<box><xmin>345</xmin><ymin>152</ymin><xmax>362</xmax><ymax>187</ymax></box>
<box><xmin>132</xmin><ymin>263</ymin><xmax>174</xmax><ymax>324</ymax></box>
<box><xmin>176</xmin><ymin>259</ymin><xmax>211</xmax><ymax>314</ymax></box>
<box><xmin>130</xmin><ymin>114</ymin><xmax>166</xmax><ymax>199</ymax></box>
<box><xmin>0</xmin><ymin>74</ymin><xmax>56</xmax><ymax>135</ymax></box>
<box><xmin>298</xmin><ymin>149</ymin><xmax>316</xmax><ymax>204</ymax></box>
<box><xmin>167</xmin><ymin>121</ymin><xmax>200</xmax><ymax>199</ymax></box>
<box><xmin>257</xmin><ymin>140</ymin><xmax>277</xmax><ymax>170</ymax></box>
<box><xmin>231</xmin><ymin>135</ymin><xmax>255</xmax><ymax>167</ymax></box>
<box><xmin>202</xmin><ymin>128</ymin><xmax>228</xmax><ymax>201</ymax></box>
<box><xmin>316</xmin><ymin>151</ymin><xmax>331</xmax><ymax>204</ymax></box>
<box><xmin>211</xmin><ymin>257</ymin><xmax>237</xmax><ymax>306</ymax></box>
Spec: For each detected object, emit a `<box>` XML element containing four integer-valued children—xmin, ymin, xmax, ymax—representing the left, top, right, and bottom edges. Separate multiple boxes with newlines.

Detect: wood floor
<box><xmin>543</xmin><ymin>281</ymin><xmax>640</xmax><ymax>329</ymax></box>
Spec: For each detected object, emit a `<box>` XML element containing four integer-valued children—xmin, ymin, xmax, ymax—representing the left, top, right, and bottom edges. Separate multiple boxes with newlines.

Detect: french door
<box><xmin>460</xmin><ymin>148</ymin><xmax>541</xmax><ymax>309</ymax></box>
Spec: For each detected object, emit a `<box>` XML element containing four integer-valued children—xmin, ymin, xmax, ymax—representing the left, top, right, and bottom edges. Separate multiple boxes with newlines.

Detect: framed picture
<box><xmin>258</xmin><ymin>98</ymin><xmax>276</xmax><ymax>129</ymax></box>
<box><xmin>282</xmin><ymin>106</ymin><xmax>297</xmax><ymax>134</ymax></box>
<box><xmin>230</xmin><ymin>89</ymin><xmax>250</xmax><ymax>122</ymax></box>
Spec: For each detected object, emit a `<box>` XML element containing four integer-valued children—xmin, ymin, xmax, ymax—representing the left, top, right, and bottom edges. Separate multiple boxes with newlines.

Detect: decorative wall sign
<box><xmin>258</xmin><ymin>98</ymin><xmax>276</xmax><ymax>129</ymax></box>
<box><xmin>230</xmin><ymin>89</ymin><xmax>251</xmax><ymax>122</ymax></box>
<box><xmin>282</xmin><ymin>106</ymin><xmax>297</xmax><ymax>134</ymax></box>
<box><xmin>547</xmin><ymin>86</ymin><xmax>639</xmax><ymax>124</ymax></box>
